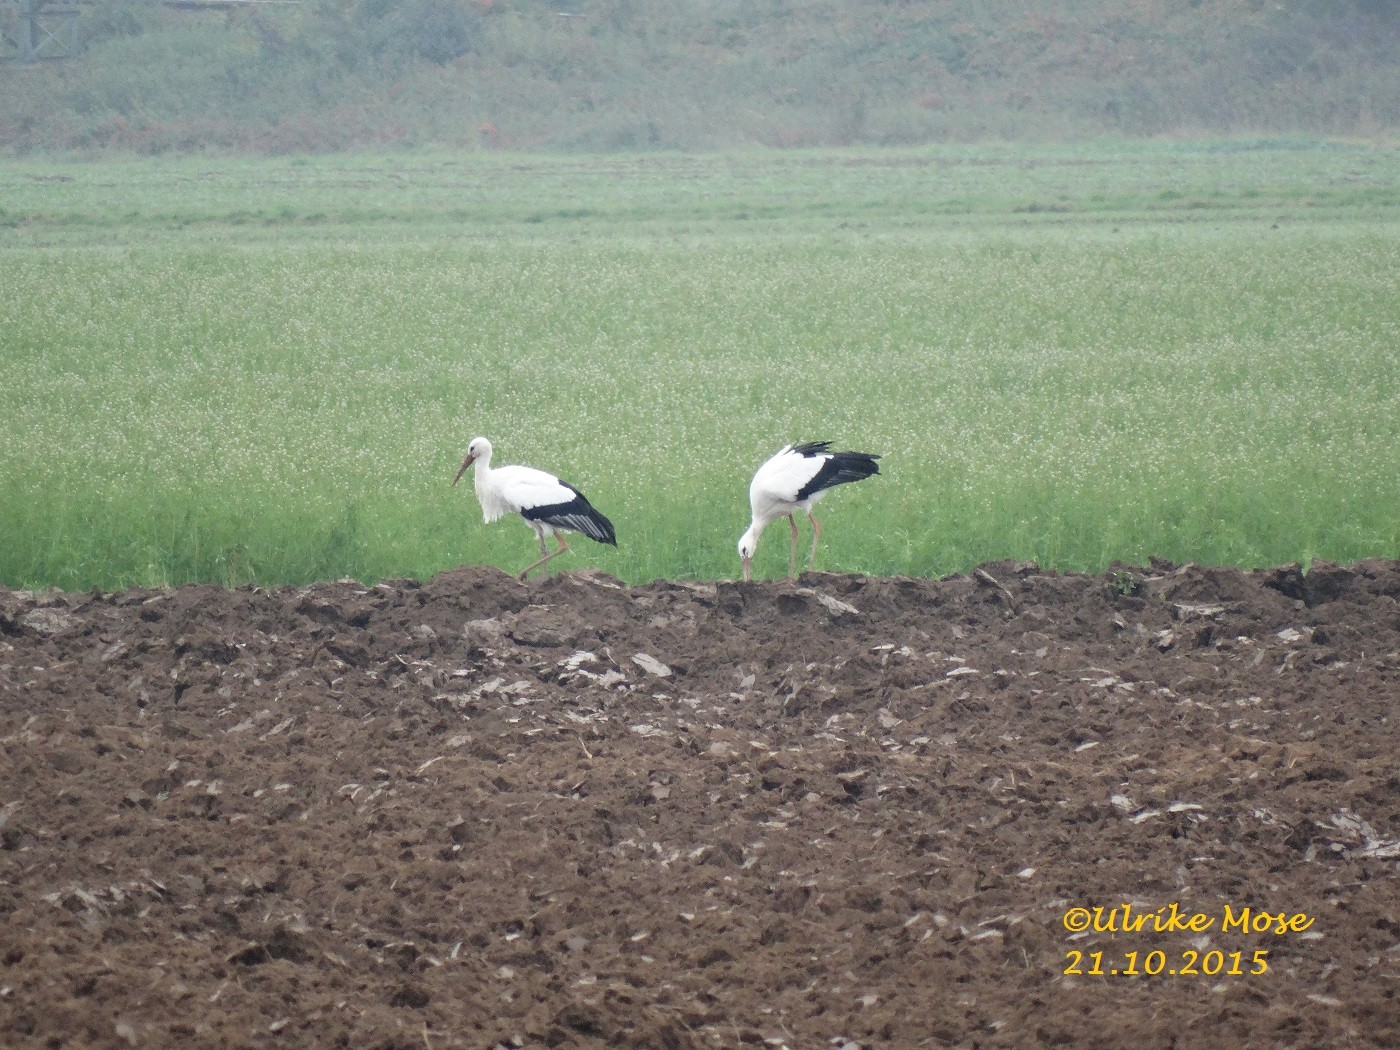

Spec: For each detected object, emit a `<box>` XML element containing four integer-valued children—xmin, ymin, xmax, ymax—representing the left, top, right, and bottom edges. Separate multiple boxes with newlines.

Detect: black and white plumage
<box><xmin>738</xmin><ymin>441</ymin><xmax>881</xmax><ymax>581</ymax></box>
<box><xmin>453</xmin><ymin>437</ymin><xmax>616</xmax><ymax>580</ymax></box>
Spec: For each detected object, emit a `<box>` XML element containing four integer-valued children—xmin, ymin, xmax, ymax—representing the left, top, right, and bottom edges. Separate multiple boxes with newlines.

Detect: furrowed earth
<box><xmin>1</xmin><ymin>560</ymin><xmax>1398</xmax><ymax>1049</ymax></box>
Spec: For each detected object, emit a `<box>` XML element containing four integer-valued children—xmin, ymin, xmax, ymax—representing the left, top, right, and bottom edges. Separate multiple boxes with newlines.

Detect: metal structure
<box><xmin>2</xmin><ymin>0</ymin><xmax>293</xmax><ymax>62</ymax></box>
<box><xmin>2</xmin><ymin>0</ymin><xmax>86</xmax><ymax>62</ymax></box>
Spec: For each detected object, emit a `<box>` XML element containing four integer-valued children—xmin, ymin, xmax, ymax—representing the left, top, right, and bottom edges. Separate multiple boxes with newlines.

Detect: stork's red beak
<box><xmin>452</xmin><ymin>454</ymin><xmax>475</xmax><ymax>486</ymax></box>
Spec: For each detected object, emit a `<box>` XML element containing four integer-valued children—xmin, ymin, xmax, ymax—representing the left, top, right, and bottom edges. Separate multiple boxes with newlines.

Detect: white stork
<box><xmin>738</xmin><ymin>441</ymin><xmax>881</xmax><ymax>581</ymax></box>
<box><xmin>453</xmin><ymin>437</ymin><xmax>617</xmax><ymax>581</ymax></box>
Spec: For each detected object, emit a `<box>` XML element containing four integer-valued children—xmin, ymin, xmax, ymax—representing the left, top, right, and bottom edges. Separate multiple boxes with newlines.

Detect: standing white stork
<box><xmin>453</xmin><ymin>437</ymin><xmax>617</xmax><ymax>581</ymax></box>
<box><xmin>738</xmin><ymin>441</ymin><xmax>881</xmax><ymax>581</ymax></box>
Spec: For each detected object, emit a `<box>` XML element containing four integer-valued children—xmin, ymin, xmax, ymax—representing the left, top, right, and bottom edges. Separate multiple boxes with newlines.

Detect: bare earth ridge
<box><xmin>2</xmin><ymin>559</ymin><xmax>1398</xmax><ymax>1048</ymax></box>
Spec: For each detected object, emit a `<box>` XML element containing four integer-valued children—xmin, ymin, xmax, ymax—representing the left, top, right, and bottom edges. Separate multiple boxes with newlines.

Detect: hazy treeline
<box><xmin>3</xmin><ymin>0</ymin><xmax>1398</xmax><ymax>154</ymax></box>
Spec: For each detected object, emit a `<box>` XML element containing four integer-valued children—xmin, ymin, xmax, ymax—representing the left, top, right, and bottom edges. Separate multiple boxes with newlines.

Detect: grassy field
<box><xmin>1</xmin><ymin>139</ymin><xmax>1397</xmax><ymax>588</ymax></box>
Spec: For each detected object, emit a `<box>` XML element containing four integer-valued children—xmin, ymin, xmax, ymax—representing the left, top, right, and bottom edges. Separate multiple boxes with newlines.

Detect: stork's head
<box><xmin>737</xmin><ymin>528</ymin><xmax>757</xmax><ymax>582</ymax></box>
<box><xmin>453</xmin><ymin>436</ymin><xmax>492</xmax><ymax>485</ymax></box>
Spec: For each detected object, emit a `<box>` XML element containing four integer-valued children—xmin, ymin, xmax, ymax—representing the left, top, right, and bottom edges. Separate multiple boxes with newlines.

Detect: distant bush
<box><xmin>82</xmin><ymin>0</ymin><xmax>156</xmax><ymax>45</ymax></box>
<box><xmin>349</xmin><ymin>0</ymin><xmax>483</xmax><ymax>65</ymax></box>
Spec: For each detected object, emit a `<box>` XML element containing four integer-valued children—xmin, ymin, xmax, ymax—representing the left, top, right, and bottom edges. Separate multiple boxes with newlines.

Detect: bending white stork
<box><xmin>453</xmin><ymin>437</ymin><xmax>617</xmax><ymax>581</ymax></box>
<box><xmin>738</xmin><ymin>441</ymin><xmax>881</xmax><ymax>581</ymax></box>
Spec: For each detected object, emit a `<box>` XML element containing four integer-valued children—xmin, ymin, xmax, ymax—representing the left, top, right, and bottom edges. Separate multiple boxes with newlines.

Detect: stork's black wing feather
<box><xmin>521</xmin><ymin>481</ymin><xmax>617</xmax><ymax>545</ymax></box>
<box><xmin>794</xmin><ymin>449</ymin><xmax>881</xmax><ymax>501</ymax></box>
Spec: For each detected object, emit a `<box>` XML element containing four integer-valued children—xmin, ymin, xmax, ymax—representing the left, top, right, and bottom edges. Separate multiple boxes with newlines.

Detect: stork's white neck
<box><xmin>747</xmin><ymin>502</ymin><xmax>786</xmax><ymax>538</ymax></box>
<box><xmin>472</xmin><ymin>446</ymin><xmax>494</xmax><ymax>490</ymax></box>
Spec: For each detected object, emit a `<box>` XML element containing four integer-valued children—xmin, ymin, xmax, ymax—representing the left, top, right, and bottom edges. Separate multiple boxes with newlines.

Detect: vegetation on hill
<box><xmin>2</xmin><ymin>0</ymin><xmax>1398</xmax><ymax>154</ymax></box>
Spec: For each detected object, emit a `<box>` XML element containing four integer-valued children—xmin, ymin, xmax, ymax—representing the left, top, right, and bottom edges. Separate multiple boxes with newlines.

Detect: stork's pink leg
<box><xmin>807</xmin><ymin>510</ymin><xmax>822</xmax><ymax>571</ymax></box>
<box><xmin>518</xmin><ymin>534</ymin><xmax>569</xmax><ymax>581</ymax></box>
<box><xmin>788</xmin><ymin>514</ymin><xmax>799</xmax><ymax>581</ymax></box>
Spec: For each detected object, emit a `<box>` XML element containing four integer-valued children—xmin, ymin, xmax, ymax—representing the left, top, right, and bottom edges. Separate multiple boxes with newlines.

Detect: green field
<box><xmin>1</xmin><ymin>140</ymin><xmax>1397</xmax><ymax>588</ymax></box>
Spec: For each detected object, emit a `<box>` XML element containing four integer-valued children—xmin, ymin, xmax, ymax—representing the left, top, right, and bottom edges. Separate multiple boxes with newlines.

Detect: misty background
<box><xmin>2</xmin><ymin>0</ymin><xmax>1398</xmax><ymax>155</ymax></box>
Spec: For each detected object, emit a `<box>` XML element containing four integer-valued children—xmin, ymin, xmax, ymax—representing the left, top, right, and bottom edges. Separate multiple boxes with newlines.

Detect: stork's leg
<box><xmin>788</xmin><ymin>514</ymin><xmax>799</xmax><ymax>581</ymax></box>
<box><xmin>807</xmin><ymin>510</ymin><xmax>822</xmax><ymax>571</ymax></box>
<box><xmin>518</xmin><ymin>533</ymin><xmax>569</xmax><ymax>581</ymax></box>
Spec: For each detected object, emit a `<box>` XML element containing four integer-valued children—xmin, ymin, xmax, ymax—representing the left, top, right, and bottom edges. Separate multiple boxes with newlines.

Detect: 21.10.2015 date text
<box><xmin>1064</xmin><ymin>949</ymin><xmax>1269</xmax><ymax>977</ymax></box>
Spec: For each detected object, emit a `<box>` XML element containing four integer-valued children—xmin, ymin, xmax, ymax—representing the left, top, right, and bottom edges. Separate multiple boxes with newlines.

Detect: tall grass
<box><xmin>1</xmin><ymin>142</ymin><xmax>1397</xmax><ymax>587</ymax></box>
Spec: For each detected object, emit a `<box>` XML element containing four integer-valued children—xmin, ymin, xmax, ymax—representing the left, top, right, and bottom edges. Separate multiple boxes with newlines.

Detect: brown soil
<box><xmin>2</xmin><ymin>560</ymin><xmax>1398</xmax><ymax>1049</ymax></box>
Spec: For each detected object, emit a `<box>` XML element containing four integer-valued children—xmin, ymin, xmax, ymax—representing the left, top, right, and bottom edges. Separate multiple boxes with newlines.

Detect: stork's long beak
<box><xmin>741</xmin><ymin>555</ymin><xmax>752</xmax><ymax>582</ymax></box>
<box><xmin>452</xmin><ymin>454</ymin><xmax>476</xmax><ymax>486</ymax></box>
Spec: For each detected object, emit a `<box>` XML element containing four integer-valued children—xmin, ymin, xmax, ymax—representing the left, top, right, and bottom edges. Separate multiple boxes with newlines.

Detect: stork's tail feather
<box><xmin>571</xmin><ymin>503</ymin><xmax>617</xmax><ymax>546</ymax></box>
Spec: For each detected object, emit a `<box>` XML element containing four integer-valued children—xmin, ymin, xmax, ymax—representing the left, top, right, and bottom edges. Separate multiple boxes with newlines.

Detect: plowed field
<box><xmin>2</xmin><ymin>560</ymin><xmax>1398</xmax><ymax>1048</ymax></box>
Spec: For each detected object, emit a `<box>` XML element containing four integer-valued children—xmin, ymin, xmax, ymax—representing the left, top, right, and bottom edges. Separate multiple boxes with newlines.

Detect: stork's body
<box><xmin>738</xmin><ymin>441</ymin><xmax>881</xmax><ymax>581</ymax></box>
<box><xmin>454</xmin><ymin>437</ymin><xmax>616</xmax><ymax>580</ymax></box>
